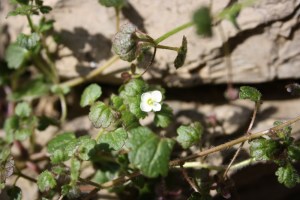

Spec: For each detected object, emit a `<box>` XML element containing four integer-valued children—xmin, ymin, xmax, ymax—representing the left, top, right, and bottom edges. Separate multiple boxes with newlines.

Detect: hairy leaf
<box><xmin>239</xmin><ymin>86</ymin><xmax>262</xmax><ymax>102</ymax></box>
<box><xmin>119</xmin><ymin>79</ymin><xmax>148</xmax><ymax>118</ymax></box>
<box><xmin>89</xmin><ymin>102</ymin><xmax>116</xmax><ymax>128</ymax></box>
<box><xmin>288</xmin><ymin>145</ymin><xmax>300</xmax><ymax>161</ymax></box>
<box><xmin>154</xmin><ymin>104</ymin><xmax>173</xmax><ymax>128</ymax></box>
<box><xmin>176</xmin><ymin>122</ymin><xmax>203</xmax><ymax>149</ymax></box>
<box><xmin>16</xmin><ymin>33</ymin><xmax>40</xmax><ymax>50</ymax></box>
<box><xmin>276</xmin><ymin>163</ymin><xmax>300</xmax><ymax>188</ymax></box>
<box><xmin>15</xmin><ymin>102</ymin><xmax>32</xmax><ymax>117</ymax></box>
<box><xmin>127</xmin><ymin>127</ymin><xmax>174</xmax><ymax>177</ymax></box>
<box><xmin>98</xmin><ymin>128</ymin><xmax>128</xmax><ymax>151</ymax></box>
<box><xmin>47</xmin><ymin>132</ymin><xmax>76</xmax><ymax>154</ymax></box>
<box><xmin>250</xmin><ymin>138</ymin><xmax>280</xmax><ymax>161</ymax></box>
<box><xmin>37</xmin><ymin>170</ymin><xmax>56</xmax><ymax>192</ymax></box>
<box><xmin>5</xmin><ymin>44</ymin><xmax>29</xmax><ymax>69</ymax></box>
<box><xmin>80</xmin><ymin>84</ymin><xmax>102</xmax><ymax>107</ymax></box>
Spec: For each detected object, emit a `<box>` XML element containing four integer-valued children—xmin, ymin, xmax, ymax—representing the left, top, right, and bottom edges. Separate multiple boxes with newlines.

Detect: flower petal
<box><xmin>152</xmin><ymin>102</ymin><xmax>162</xmax><ymax>112</ymax></box>
<box><xmin>140</xmin><ymin>101</ymin><xmax>152</xmax><ymax>112</ymax></box>
<box><xmin>141</xmin><ymin>92</ymin><xmax>152</xmax><ymax>102</ymax></box>
<box><xmin>150</xmin><ymin>90</ymin><xmax>162</xmax><ymax>102</ymax></box>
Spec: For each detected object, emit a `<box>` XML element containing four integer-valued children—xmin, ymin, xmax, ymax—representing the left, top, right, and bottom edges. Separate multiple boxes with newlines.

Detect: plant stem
<box><xmin>59</xmin><ymin>55</ymin><xmax>119</xmax><ymax>88</ymax></box>
<box><xmin>59</xmin><ymin>94</ymin><xmax>67</xmax><ymax>123</ymax></box>
<box><xmin>16</xmin><ymin>171</ymin><xmax>37</xmax><ymax>183</ymax></box>
<box><xmin>156</xmin><ymin>45</ymin><xmax>179</xmax><ymax>51</ymax></box>
<box><xmin>115</xmin><ymin>7</ymin><xmax>120</xmax><ymax>32</ymax></box>
<box><xmin>223</xmin><ymin>101</ymin><xmax>260</xmax><ymax>178</ymax></box>
<box><xmin>87</xmin><ymin>115</ymin><xmax>300</xmax><ymax>189</ymax></box>
<box><xmin>180</xmin><ymin>164</ymin><xmax>200</xmax><ymax>192</ymax></box>
<box><xmin>26</xmin><ymin>15</ymin><xmax>35</xmax><ymax>32</ymax></box>
<box><xmin>155</xmin><ymin>21</ymin><xmax>194</xmax><ymax>44</ymax></box>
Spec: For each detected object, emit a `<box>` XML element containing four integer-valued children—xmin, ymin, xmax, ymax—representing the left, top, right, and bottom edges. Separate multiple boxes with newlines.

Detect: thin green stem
<box><xmin>156</xmin><ymin>45</ymin><xmax>179</xmax><ymax>51</ymax></box>
<box><xmin>59</xmin><ymin>94</ymin><xmax>67</xmax><ymax>123</ymax></box>
<box><xmin>26</xmin><ymin>15</ymin><xmax>35</xmax><ymax>32</ymax></box>
<box><xmin>59</xmin><ymin>55</ymin><xmax>119</xmax><ymax>88</ymax></box>
<box><xmin>115</xmin><ymin>7</ymin><xmax>120</xmax><ymax>32</ymax></box>
<box><xmin>155</xmin><ymin>21</ymin><xmax>194</xmax><ymax>44</ymax></box>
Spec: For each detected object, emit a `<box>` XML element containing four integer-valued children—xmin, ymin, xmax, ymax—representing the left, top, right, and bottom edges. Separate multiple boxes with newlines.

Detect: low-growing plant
<box><xmin>1</xmin><ymin>0</ymin><xmax>300</xmax><ymax>199</ymax></box>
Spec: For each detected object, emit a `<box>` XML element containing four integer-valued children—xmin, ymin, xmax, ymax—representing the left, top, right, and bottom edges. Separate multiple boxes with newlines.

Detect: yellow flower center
<box><xmin>147</xmin><ymin>98</ymin><xmax>154</xmax><ymax>105</ymax></box>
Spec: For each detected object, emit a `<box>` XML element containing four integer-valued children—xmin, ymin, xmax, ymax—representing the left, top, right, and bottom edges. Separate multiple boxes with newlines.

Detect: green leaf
<box><xmin>70</xmin><ymin>158</ymin><xmax>81</xmax><ymax>185</ymax></box>
<box><xmin>15</xmin><ymin>102</ymin><xmax>32</xmax><ymax>117</ymax></box>
<box><xmin>112</xmin><ymin>23</ymin><xmax>138</xmax><ymax>62</ymax></box>
<box><xmin>119</xmin><ymin>79</ymin><xmax>148</xmax><ymax>118</ymax></box>
<box><xmin>98</xmin><ymin>128</ymin><xmax>128</xmax><ymax>151</ymax></box>
<box><xmin>92</xmin><ymin>167</ymin><xmax>118</xmax><ymax>184</ymax></box>
<box><xmin>275</xmin><ymin>163</ymin><xmax>300</xmax><ymax>188</ymax></box>
<box><xmin>15</xmin><ymin>127</ymin><xmax>32</xmax><ymax>141</ymax></box>
<box><xmin>47</xmin><ymin>132</ymin><xmax>76</xmax><ymax>154</ymax></box>
<box><xmin>219</xmin><ymin>3</ymin><xmax>242</xmax><ymax>30</ymax></box>
<box><xmin>9</xmin><ymin>77</ymin><xmax>49</xmax><ymax>101</ymax></box>
<box><xmin>273</xmin><ymin>121</ymin><xmax>292</xmax><ymax>141</ymax></box>
<box><xmin>176</xmin><ymin>122</ymin><xmax>203</xmax><ymax>149</ymax></box>
<box><xmin>249</xmin><ymin>138</ymin><xmax>280</xmax><ymax>161</ymax></box>
<box><xmin>50</xmin><ymin>84</ymin><xmax>70</xmax><ymax>95</ymax></box>
<box><xmin>38</xmin><ymin>18</ymin><xmax>54</xmax><ymax>33</ymax></box>
<box><xmin>121</xmin><ymin>110</ymin><xmax>140</xmax><ymax>130</ymax></box>
<box><xmin>127</xmin><ymin>127</ymin><xmax>175</xmax><ymax>177</ymax></box>
<box><xmin>89</xmin><ymin>102</ymin><xmax>116</xmax><ymax>128</ymax></box>
<box><xmin>50</xmin><ymin>149</ymin><xmax>67</xmax><ymax>164</ymax></box>
<box><xmin>239</xmin><ymin>86</ymin><xmax>262</xmax><ymax>102</ymax></box>
<box><xmin>174</xmin><ymin>36</ymin><xmax>187</xmax><ymax>69</ymax></box>
<box><xmin>77</xmin><ymin>136</ymin><xmax>96</xmax><ymax>161</ymax></box>
<box><xmin>80</xmin><ymin>84</ymin><xmax>102</xmax><ymax>107</ymax></box>
<box><xmin>288</xmin><ymin>145</ymin><xmax>300</xmax><ymax>161</ymax></box>
<box><xmin>16</xmin><ymin>33</ymin><xmax>40</xmax><ymax>50</ymax></box>
<box><xmin>154</xmin><ymin>104</ymin><xmax>173</xmax><ymax>128</ymax></box>
<box><xmin>111</xmin><ymin>94</ymin><xmax>124</xmax><ymax>110</ymax></box>
<box><xmin>7</xmin><ymin>186</ymin><xmax>22</xmax><ymax>200</ymax></box>
<box><xmin>4</xmin><ymin>116</ymin><xmax>19</xmax><ymax>143</ymax></box>
<box><xmin>61</xmin><ymin>185</ymin><xmax>80</xmax><ymax>199</ymax></box>
<box><xmin>7</xmin><ymin>5</ymin><xmax>34</xmax><ymax>17</ymax></box>
<box><xmin>37</xmin><ymin>170</ymin><xmax>56</xmax><ymax>192</ymax></box>
<box><xmin>5</xmin><ymin>44</ymin><xmax>29</xmax><ymax>69</ymax></box>
<box><xmin>193</xmin><ymin>7</ymin><xmax>212</xmax><ymax>37</ymax></box>
<box><xmin>39</xmin><ymin>5</ymin><xmax>52</xmax><ymax>14</ymax></box>
<box><xmin>98</xmin><ymin>0</ymin><xmax>126</xmax><ymax>8</ymax></box>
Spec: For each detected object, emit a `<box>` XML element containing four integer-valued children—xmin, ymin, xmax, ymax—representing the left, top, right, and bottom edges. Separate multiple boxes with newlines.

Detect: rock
<box><xmin>1</xmin><ymin>0</ymin><xmax>300</xmax><ymax>86</ymax></box>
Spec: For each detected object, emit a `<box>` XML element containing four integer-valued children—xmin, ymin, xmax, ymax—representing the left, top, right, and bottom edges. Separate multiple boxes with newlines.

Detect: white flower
<box><xmin>140</xmin><ymin>90</ymin><xmax>162</xmax><ymax>112</ymax></box>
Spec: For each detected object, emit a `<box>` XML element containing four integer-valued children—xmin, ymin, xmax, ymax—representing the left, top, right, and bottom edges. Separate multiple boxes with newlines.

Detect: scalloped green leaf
<box><xmin>239</xmin><ymin>86</ymin><xmax>262</xmax><ymax>102</ymax></box>
<box><xmin>98</xmin><ymin>128</ymin><xmax>128</xmax><ymax>151</ymax></box>
<box><xmin>250</xmin><ymin>138</ymin><xmax>280</xmax><ymax>161</ymax></box>
<box><xmin>47</xmin><ymin>132</ymin><xmax>76</xmax><ymax>154</ymax></box>
<box><xmin>16</xmin><ymin>33</ymin><xmax>40</xmax><ymax>50</ymax></box>
<box><xmin>176</xmin><ymin>122</ymin><xmax>203</xmax><ymax>149</ymax></box>
<box><xmin>127</xmin><ymin>127</ymin><xmax>175</xmax><ymax>177</ymax></box>
<box><xmin>193</xmin><ymin>7</ymin><xmax>212</xmax><ymax>37</ymax></box>
<box><xmin>154</xmin><ymin>104</ymin><xmax>173</xmax><ymax>128</ymax></box>
<box><xmin>89</xmin><ymin>102</ymin><xmax>116</xmax><ymax>128</ymax></box>
<box><xmin>15</xmin><ymin>102</ymin><xmax>31</xmax><ymax>117</ymax></box>
<box><xmin>80</xmin><ymin>84</ymin><xmax>102</xmax><ymax>107</ymax></box>
<box><xmin>174</xmin><ymin>36</ymin><xmax>187</xmax><ymax>69</ymax></box>
<box><xmin>288</xmin><ymin>145</ymin><xmax>300</xmax><ymax>161</ymax></box>
<box><xmin>276</xmin><ymin>163</ymin><xmax>300</xmax><ymax>188</ymax></box>
<box><xmin>5</xmin><ymin>44</ymin><xmax>29</xmax><ymax>69</ymax></box>
<box><xmin>119</xmin><ymin>79</ymin><xmax>148</xmax><ymax>118</ymax></box>
<box><xmin>37</xmin><ymin>170</ymin><xmax>56</xmax><ymax>192</ymax></box>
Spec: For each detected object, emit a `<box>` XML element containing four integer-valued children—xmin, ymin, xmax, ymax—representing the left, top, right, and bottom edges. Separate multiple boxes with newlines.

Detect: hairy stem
<box><xmin>115</xmin><ymin>7</ymin><xmax>120</xmax><ymax>32</ymax></box>
<box><xmin>156</xmin><ymin>45</ymin><xmax>179</xmax><ymax>51</ymax></box>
